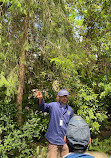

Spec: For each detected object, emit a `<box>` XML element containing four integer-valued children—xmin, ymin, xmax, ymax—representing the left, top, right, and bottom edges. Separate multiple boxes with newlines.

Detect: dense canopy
<box><xmin>0</xmin><ymin>0</ymin><xmax>111</xmax><ymax>157</ymax></box>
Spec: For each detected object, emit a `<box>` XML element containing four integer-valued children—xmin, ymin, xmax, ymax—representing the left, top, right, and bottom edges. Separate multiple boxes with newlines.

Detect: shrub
<box><xmin>0</xmin><ymin>101</ymin><xmax>48</xmax><ymax>157</ymax></box>
<box><xmin>70</xmin><ymin>85</ymin><xmax>108</xmax><ymax>135</ymax></box>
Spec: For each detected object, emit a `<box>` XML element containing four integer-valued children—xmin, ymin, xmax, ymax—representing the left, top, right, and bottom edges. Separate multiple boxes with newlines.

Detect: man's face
<box><xmin>59</xmin><ymin>95</ymin><xmax>68</xmax><ymax>105</ymax></box>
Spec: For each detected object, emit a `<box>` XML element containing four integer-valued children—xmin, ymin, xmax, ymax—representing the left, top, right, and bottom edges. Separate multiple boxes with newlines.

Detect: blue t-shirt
<box><xmin>64</xmin><ymin>153</ymin><xmax>95</xmax><ymax>158</ymax></box>
<box><xmin>39</xmin><ymin>100</ymin><xmax>74</xmax><ymax>145</ymax></box>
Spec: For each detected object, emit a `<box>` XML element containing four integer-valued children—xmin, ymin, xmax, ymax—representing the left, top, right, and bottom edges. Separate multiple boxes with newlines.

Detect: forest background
<box><xmin>0</xmin><ymin>0</ymin><xmax>111</xmax><ymax>157</ymax></box>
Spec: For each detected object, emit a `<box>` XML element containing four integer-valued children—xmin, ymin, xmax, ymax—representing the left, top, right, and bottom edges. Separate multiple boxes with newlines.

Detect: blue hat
<box><xmin>66</xmin><ymin>116</ymin><xmax>90</xmax><ymax>148</ymax></box>
<box><xmin>58</xmin><ymin>89</ymin><xmax>69</xmax><ymax>96</ymax></box>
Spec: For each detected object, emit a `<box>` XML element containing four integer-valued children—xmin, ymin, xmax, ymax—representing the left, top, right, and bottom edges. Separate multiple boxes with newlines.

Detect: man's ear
<box><xmin>64</xmin><ymin>136</ymin><xmax>67</xmax><ymax>143</ymax></box>
<box><xmin>88</xmin><ymin>137</ymin><xmax>91</xmax><ymax>145</ymax></box>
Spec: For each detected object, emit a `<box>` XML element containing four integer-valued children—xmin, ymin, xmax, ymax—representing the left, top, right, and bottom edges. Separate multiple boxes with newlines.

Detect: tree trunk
<box><xmin>16</xmin><ymin>13</ymin><xmax>29</xmax><ymax>123</ymax></box>
<box><xmin>16</xmin><ymin>51</ymin><xmax>26</xmax><ymax>123</ymax></box>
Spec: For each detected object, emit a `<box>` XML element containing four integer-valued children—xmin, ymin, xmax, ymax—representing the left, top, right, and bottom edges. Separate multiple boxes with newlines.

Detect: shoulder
<box><xmin>67</xmin><ymin>105</ymin><xmax>73</xmax><ymax>113</ymax></box>
<box><xmin>63</xmin><ymin>153</ymin><xmax>95</xmax><ymax>158</ymax></box>
<box><xmin>85</xmin><ymin>151</ymin><xmax>109</xmax><ymax>158</ymax></box>
<box><xmin>63</xmin><ymin>153</ymin><xmax>73</xmax><ymax>158</ymax></box>
<box><xmin>48</xmin><ymin>102</ymin><xmax>60</xmax><ymax>107</ymax></box>
<box><xmin>68</xmin><ymin>105</ymin><xmax>73</xmax><ymax>110</ymax></box>
<box><xmin>51</xmin><ymin>102</ymin><xmax>59</xmax><ymax>105</ymax></box>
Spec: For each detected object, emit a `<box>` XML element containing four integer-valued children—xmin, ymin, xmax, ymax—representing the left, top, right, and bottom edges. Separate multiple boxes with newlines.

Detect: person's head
<box><xmin>57</xmin><ymin>89</ymin><xmax>69</xmax><ymax>105</ymax></box>
<box><xmin>65</xmin><ymin>115</ymin><xmax>91</xmax><ymax>153</ymax></box>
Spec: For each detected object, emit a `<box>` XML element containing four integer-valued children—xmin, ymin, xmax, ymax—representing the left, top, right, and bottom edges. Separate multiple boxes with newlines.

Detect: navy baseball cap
<box><xmin>66</xmin><ymin>116</ymin><xmax>90</xmax><ymax>149</ymax></box>
<box><xmin>58</xmin><ymin>89</ymin><xmax>69</xmax><ymax>96</ymax></box>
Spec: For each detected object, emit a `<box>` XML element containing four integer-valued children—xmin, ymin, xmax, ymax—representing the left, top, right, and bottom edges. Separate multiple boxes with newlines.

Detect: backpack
<box><xmin>64</xmin><ymin>153</ymin><xmax>95</xmax><ymax>158</ymax></box>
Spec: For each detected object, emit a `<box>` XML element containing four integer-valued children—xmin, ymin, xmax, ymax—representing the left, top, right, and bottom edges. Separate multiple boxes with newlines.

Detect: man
<box><xmin>35</xmin><ymin>89</ymin><xmax>74</xmax><ymax>158</ymax></box>
<box><xmin>64</xmin><ymin>115</ymin><xmax>95</xmax><ymax>158</ymax></box>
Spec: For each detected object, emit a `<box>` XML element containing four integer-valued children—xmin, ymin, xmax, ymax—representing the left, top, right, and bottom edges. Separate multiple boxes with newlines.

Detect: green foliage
<box><xmin>22</xmin><ymin>111</ymin><xmax>48</xmax><ymax>141</ymax></box>
<box><xmin>0</xmin><ymin>128</ymin><xmax>33</xmax><ymax>158</ymax></box>
<box><xmin>70</xmin><ymin>85</ymin><xmax>108</xmax><ymax>134</ymax></box>
<box><xmin>0</xmin><ymin>99</ymin><xmax>48</xmax><ymax>157</ymax></box>
<box><xmin>99</xmin><ymin>83</ymin><xmax>111</xmax><ymax>98</ymax></box>
<box><xmin>90</xmin><ymin>137</ymin><xmax>111</xmax><ymax>154</ymax></box>
<box><xmin>0</xmin><ymin>70</ymin><xmax>19</xmax><ymax>100</ymax></box>
<box><xmin>35</xmin><ymin>145</ymin><xmax>48</xmax><ymax>158</ymax></box>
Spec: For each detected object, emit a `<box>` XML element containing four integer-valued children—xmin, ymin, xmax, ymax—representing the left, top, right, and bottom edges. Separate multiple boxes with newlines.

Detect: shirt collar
<box><xmin>59</xmin><ymin>102</ymin><xmax>68</xmax><ymax>109</ymax></box>
<box><xmin>63</xmin><ymin>153</ymin><xmax>71</xmax><ymax>158</ymax></box>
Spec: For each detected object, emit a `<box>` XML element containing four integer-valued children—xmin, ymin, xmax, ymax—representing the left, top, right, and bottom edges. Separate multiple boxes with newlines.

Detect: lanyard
<box><xmin>59</xmin><ymin>102</ymin><xmax>68</xmax><ymax>126</ymax></box>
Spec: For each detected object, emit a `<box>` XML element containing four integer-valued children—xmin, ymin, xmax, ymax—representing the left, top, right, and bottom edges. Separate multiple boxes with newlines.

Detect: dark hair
<box><xmin>67</xmin><ymin>141</ymin><xmax>88</xmax><ymax>154</ymax></box>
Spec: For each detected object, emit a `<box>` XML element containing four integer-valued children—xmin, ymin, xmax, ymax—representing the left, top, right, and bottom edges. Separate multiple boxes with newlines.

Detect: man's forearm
<box><xmin>39</xmin><ymin>98</ymin><xmax>42</xmax><ymax>105</ymax></box>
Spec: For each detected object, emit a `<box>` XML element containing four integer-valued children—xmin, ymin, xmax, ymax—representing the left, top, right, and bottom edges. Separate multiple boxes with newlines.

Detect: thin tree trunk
<box><xmin>16</xmin><ymin>13</ymin><xmax>29</xmax><ymax>123</ymax></box>
<box><xmin>16</xmin><ymin>51</ymin><xmax>26</xmax><ymax>123</ymax></box>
